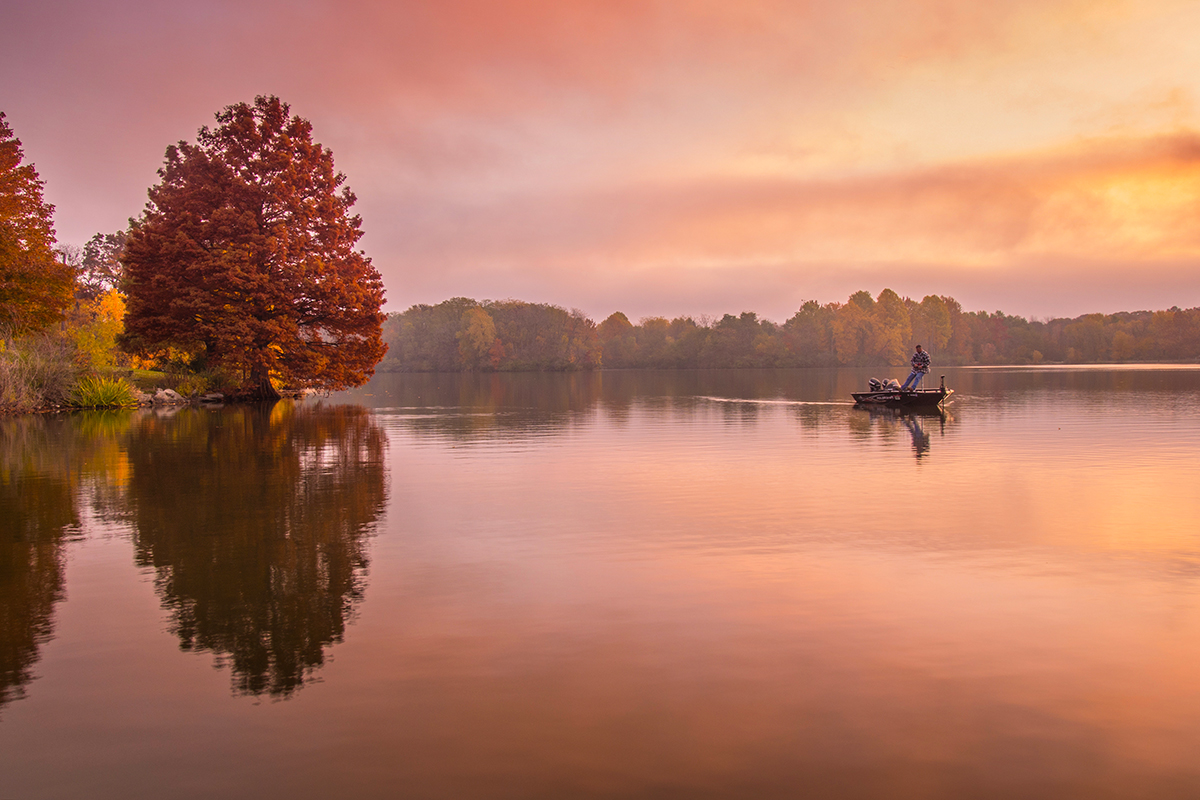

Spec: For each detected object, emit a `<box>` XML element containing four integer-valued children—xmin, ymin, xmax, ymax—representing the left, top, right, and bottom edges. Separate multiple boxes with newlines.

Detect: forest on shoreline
<box><xmin>381</xmin><ymin>290</ymin><xmax>1200</xmax><ymax>372</ymax></box>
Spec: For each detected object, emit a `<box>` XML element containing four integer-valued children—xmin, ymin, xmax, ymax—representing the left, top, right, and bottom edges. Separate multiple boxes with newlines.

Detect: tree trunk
<box><xmin>248</xmin><ymin>366</ymin><xmax>282</xmax><ymax>401</ymax></box>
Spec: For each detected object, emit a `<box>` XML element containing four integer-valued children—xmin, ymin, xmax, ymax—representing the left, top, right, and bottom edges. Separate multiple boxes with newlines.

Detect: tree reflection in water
<box><xmin>0</xmin><ymin>417</ymin><xmax>80</xmax><ymax>713</ymax></box>
<box><xmin>124</xmin><ymin>402</ymin><xmax>387</xmax><ymax>697</ymax></box>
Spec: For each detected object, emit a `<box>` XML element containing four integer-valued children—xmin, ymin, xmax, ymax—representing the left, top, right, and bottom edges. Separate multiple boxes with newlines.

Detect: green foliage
<box><xmin>0</xmin><ymin>332</ymin><xmax>80</xmax><ymax>413</ymax></box>
<box><xmin>871</xmin><ymin>289</ymin><xmax>911</xmax><ymax>365</ymax></box>
<box><xmin>172</xmin><ymin>374</ymin><xmax>208</xmax><ymax>398</ymax></box>
<box><xmin>705</xmin><ymin>312</ymin><xmax>766</xmax><ymax>368</ymax></box>
<box><xmin>488</xmin><ymin>300</ymin><xmax>598</xmax><ymax>371</ymax></box>
<box><xmin>68</xmin><ymin>375</ymin><xmax>138</xmax><ymax>409</ymax></box>
<box><xmin>77</xmin><ymin>230</ymin><xmax>126</xmax><ymax>301</ymax></box>
<box><xmin>782</xmin><ymin>301</ymin><xmax>837</xmax><ymax>366</ymax></box>
<box><xmin>831</xmin><ymin>300</ymin><xmax>875</xmax><ymax>365</ymax></box>
<box><xmin>0</xmin><ymin>112</ymin><xmax>75</xmax><ymax>335</ymax></box>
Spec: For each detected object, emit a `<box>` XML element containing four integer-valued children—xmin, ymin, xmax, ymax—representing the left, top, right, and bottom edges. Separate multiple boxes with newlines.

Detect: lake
<box><xmin>2</xmin><ymin>366</ymin><xmax>1199</xmax><ymax>799</ymax></box>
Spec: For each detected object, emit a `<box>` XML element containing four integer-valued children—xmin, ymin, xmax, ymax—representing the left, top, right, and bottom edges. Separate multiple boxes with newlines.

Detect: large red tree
<box><xmin>121</xmin><ymin>96</ymin><xmax>386</xmax><ymax>397</ymax></box>
<box><xmin>0</xmin><ymin>112</ymin><xmax>74</xmax><ymax>336</ymax></box>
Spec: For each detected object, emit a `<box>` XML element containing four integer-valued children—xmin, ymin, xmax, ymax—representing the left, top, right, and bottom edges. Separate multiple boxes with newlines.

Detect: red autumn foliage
<box><xmin>121</xmin><ymin>96</ymin><xmax>386</xmax><ymax>397</ymax></box>
<box><xmin>0</xmin><ymin>112</ymin><xmax>74</xmax><ymax>336</ymax></box>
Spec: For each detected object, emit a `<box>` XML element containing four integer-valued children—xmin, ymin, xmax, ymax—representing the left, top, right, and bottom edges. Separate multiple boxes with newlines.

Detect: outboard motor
<box><xmin>885</xmin><ymin>378</ymin><xmax>901</xmax><ymax>391</ymax></box>
<box><xmin>868</xmin><ymin>378</ymin><xmax>882</xmax><ymax>392</ymax></box>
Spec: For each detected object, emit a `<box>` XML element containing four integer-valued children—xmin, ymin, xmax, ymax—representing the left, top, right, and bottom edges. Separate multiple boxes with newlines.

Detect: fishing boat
<box><xmin>852</xmin><ymin>375</ymin><xmax>953</xmax><ymax>409</ymax></box>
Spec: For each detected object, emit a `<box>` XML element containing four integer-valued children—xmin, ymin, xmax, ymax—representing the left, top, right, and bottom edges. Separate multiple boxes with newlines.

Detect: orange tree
<box><xmin>121</xmin><ymin>96</ymin><xmax>386</xmax><ymax>397</ymax></box>
<box><xmin>0</xmin><ymin>112</ymin><xmax>74</xmax><ymax>336</ymax></box>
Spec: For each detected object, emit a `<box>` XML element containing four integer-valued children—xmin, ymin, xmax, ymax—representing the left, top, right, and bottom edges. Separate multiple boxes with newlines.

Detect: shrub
<box><xmin>0</xmin><ymin>332</ymin><xmax>81</xmax><ymax>413</ymax></box>
<box><xmin>68</xmin><ymin>375</ymin><xmax>139</xmax><ymax>408</ymax></box>
<box><xmin>163</xmin><ymin>368</ymin><xmax>234</xmax><ymax>397</ymax></box>
<box><xmin>170</xmin><ymin>373</ymin><xmax>210</xmax><ymax>398</ymax></box>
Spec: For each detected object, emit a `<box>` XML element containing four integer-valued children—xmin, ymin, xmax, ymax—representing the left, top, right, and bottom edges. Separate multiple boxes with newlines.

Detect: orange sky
<box><xmin>3</xmin><ymin>0</ymin><xmax>1199</xmax><ymax>320</ymax></box>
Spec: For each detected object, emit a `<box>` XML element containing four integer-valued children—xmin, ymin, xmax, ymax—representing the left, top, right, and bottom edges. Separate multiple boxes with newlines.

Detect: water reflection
<box><xmin>905</xmin><ymin>414</ymin><xmax>931</xmax><ymax>458</ymax></box>
<box><xmin>352</xmin><ymin>367</ymin><xmax>1199</xmax><ymax>462</ymax></box>
<box><xmin>350</xmin><ymin>371</ymin><xmax>846</xmax><ymax>448</ymax></box>
<box><xmin>1</xmin><ymin>403</ymin><xmax>387</xmax><ymax>708</ymax></box>
<box><xmin>852</xmin><ymin>406</ymin><xmax>952</xmax><ymax>460</ymax></box>
<box><xmin>349</xmin><ymin>367</ymin><xmax>1200</xmax><ymax>414</ymax></box>
<box><xmin>355</xmin><ymin>371</ymin><xmax>963</xmax><ymax>463</ymax></box>
<box><xmin>125</xmin><ymin>403</ymin><xmax>387</xmax><ymax>697</ymax></box>
<box><xmin>2</xmin><ymin>368</ymin><xmax>1200</xmax><ymax>798</ymax></box>
<box><xmin>0</xmin><ymin>417</ymin><xmax>79</xmax><ymax>713</ymax></box>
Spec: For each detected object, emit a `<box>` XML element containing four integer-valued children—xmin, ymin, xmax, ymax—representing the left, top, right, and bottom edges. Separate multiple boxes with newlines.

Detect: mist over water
<box><xmin>2</xmin><ymin>367</ymin><xmax>1199</xmax><ymax>798</ymax></box>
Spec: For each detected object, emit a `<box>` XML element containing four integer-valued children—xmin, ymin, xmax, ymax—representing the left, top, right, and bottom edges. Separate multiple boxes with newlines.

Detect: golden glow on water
<box><xmin>2</xmin><ymin>368</ymin><xmax>1199</xmax><ymax>798</ymax></box>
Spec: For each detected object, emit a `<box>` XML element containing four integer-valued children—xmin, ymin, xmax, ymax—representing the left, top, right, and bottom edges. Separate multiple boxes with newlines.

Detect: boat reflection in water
<box><xmin>854</xmin><ymin>405</ymin><xmax>954</xmax><ymax>461</ymax></box>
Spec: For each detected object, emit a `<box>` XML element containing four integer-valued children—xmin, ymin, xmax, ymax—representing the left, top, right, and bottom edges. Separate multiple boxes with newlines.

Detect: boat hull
<box><xmin>852</xmin><ymin>388</ymin><xmax>953</xmax><ymax>409</ymax></box>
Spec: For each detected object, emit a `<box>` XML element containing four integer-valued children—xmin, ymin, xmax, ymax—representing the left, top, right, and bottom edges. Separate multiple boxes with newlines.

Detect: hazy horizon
<box><xmin>4</xmin><ymin>0</ymin><xmax>1199</xmax><ymax>322</ymax></box>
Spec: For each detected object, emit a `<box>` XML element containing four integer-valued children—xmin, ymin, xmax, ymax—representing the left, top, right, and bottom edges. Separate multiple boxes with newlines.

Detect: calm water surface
<box><xmin>2</xmin><ymin>367</ymin><xmax>1199</xmax><ymax>798</ymax></box>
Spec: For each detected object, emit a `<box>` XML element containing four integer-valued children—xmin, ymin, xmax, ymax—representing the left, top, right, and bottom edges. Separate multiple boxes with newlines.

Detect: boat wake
<box><xmin>697</xmin><ymin>396</ymin><xmax>854</xmax><ymax>407</ymax></box>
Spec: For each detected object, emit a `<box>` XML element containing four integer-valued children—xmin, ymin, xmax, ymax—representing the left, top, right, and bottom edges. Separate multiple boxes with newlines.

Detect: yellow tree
<box><xmin>910</xmin><ymin>295</ymin><xmax>951</xmax><ymax>354</ymax></box>
<box><xmin>457</xmin><ymin>306</ymin><xmax>497</xmax><ymax>369</ymax></box>
<box><xmin>869</xmin><ymin>288</ymin><xmax>912</xmax><ymax>365</ymax></box>
<box><xmin>832</xmin><ymin>291</ymin><xmax>876</xmax><ymax>365</ymax></box>
<box><xmin>68</xmin><ymin>289</ymin><xmax>127</xmax><ymax>370</ymax></box>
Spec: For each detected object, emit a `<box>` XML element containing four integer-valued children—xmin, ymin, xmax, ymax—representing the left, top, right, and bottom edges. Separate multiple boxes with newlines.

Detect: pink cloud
<box><xmin>381</xmin><ymin>132</ymin><xmax>1200</xmax><ymax>260</ymax></box>
<box><xmin>369</xmin><ymin>131</ymin><xmax>1200</xmax><ymax>319</ymax></box>
<box><xmin>3</xmin><ymin>0</ymin><xmax>1197</xmax><ymax>321</ymax></box>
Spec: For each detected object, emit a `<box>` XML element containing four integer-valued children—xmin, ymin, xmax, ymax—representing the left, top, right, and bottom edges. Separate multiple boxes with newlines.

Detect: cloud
<box><xmin>383</xmin><ymin>131</ymin><xmax>1200</xmax><ymax>263</ymax></box>
<box><xmin>4</xmin><ymin>0</ymin><xmax>1199</xmax><ymax>320</ymax></box>
<box><xmin>369</xmin><ymin>131</ymin><xmax>1200</xmax><ymax>319</ymax></box>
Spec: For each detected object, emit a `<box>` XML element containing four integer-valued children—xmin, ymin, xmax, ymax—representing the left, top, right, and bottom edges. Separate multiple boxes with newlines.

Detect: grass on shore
<box><xmin>1</xmin><ymin>333</ymin><xmax>79</xmax><ymax>413</ymax></box>
<box><xmin>3</xmin><ymin>337</ymin><xmax>204</xmax><ymax>413</ymax></box>
<box><xmin>68</xmin><ymin>375</ymin><xmax>139</xmax><ymax>408</ymax></box>
<box><xmin>4</xmin><ymin>329</ymin><xmax>242</xmax><ymax>414</ymax></box>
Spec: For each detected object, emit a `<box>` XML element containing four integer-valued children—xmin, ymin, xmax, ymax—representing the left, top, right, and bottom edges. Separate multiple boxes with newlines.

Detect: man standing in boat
<box><xmin>900</xmin><ymin>344</ymin><xmax>930</xmax><ymax>392</ymax></box>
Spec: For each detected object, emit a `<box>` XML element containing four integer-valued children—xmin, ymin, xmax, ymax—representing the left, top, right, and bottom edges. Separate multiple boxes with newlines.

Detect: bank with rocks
<box><xmin>133</xmin><ymin>388</ymin><xmax>228</xmax><ymax>407</ymax></box>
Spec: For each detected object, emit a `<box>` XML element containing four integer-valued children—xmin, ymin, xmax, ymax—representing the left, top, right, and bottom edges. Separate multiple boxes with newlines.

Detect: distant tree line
<box><xmin>382</xmin><ymin>297</ymin><xmax>600</xmax><ymax>372</ymax></box>
<box><xmin>381</xmin><ymin>290</ymin><xmax>1200</xmax><ymax>372</ymax></box>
